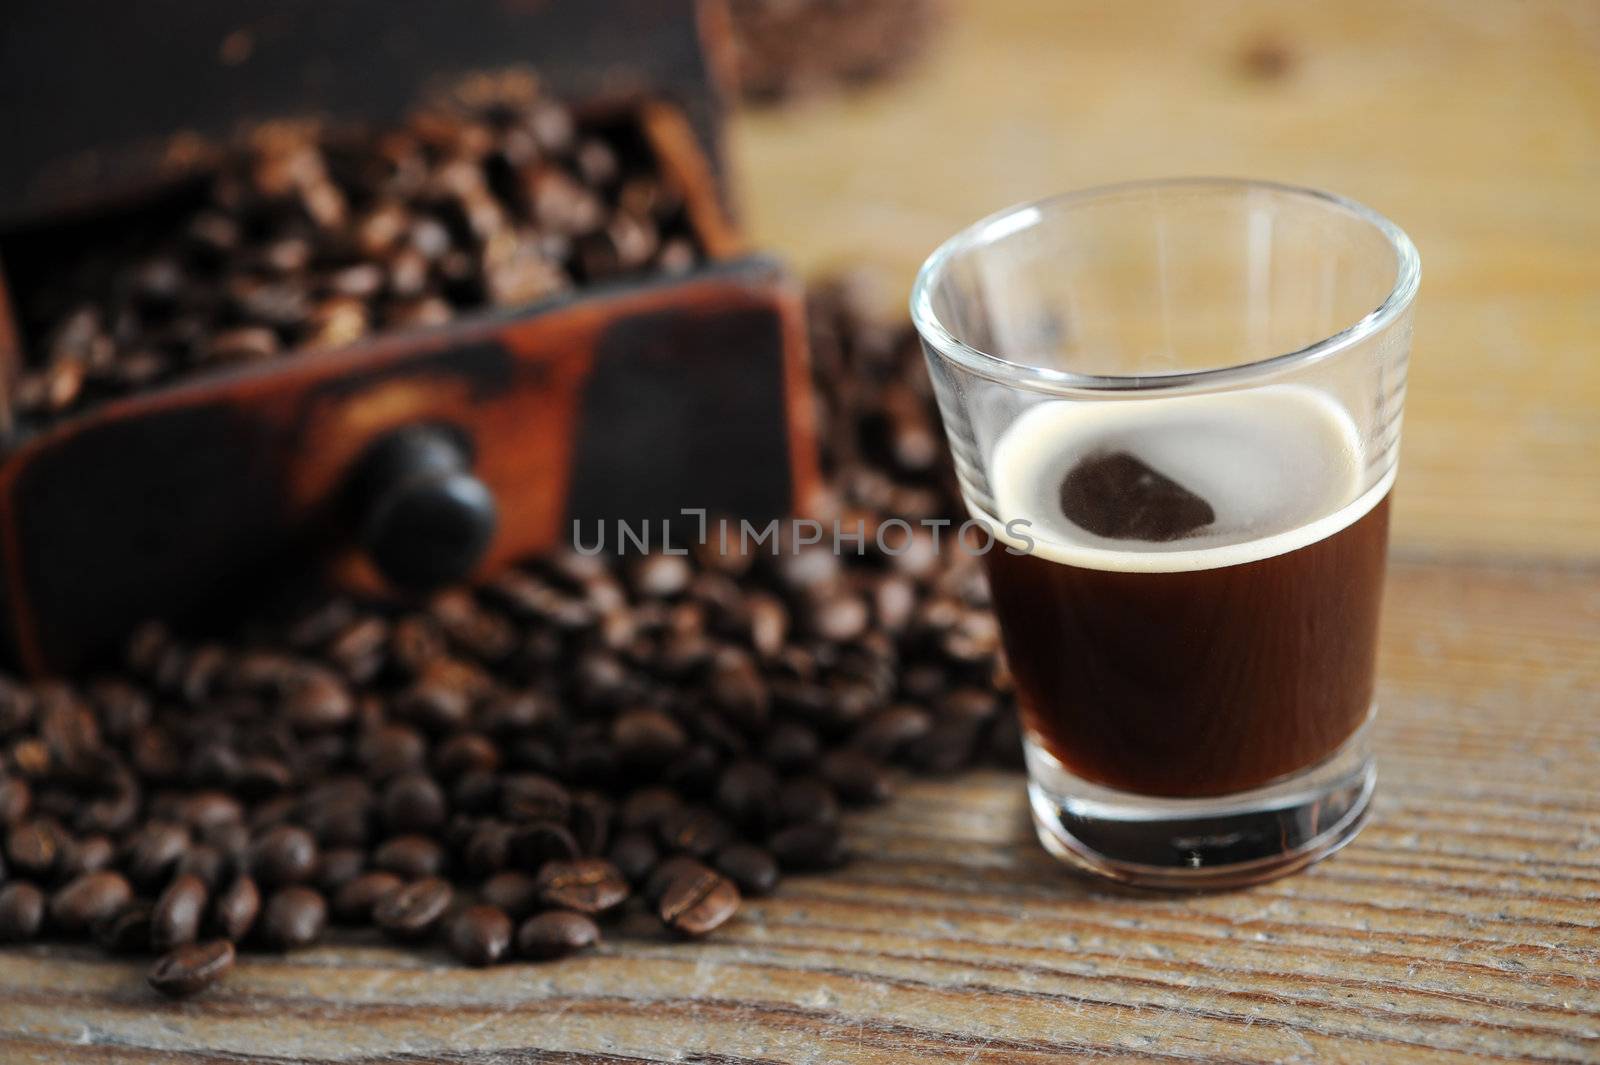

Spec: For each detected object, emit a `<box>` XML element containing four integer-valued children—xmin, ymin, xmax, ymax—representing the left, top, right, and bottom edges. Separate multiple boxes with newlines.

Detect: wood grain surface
<box><xmin>3</xmin><ymin>553</ymin><xmax>1597</xmax><ymax>1062</ymax></box>
<box><xmin>5</xmin><ymin>0</ymin><xmax>1599</xmax><ymax>1061</ymax></box>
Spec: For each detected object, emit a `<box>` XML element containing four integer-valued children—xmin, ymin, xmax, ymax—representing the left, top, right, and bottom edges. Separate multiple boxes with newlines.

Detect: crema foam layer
<box><xmin>980</xmin><ymin>385</ymin><xmax>1392</xmax><ymax>574</ymax></box>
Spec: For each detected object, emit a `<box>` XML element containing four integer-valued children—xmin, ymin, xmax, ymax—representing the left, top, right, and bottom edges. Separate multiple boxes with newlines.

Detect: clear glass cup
<box><xmin>911</xmin><ymin>179</ymin><xmax>1419</xmax><ymax>888</ymax></box>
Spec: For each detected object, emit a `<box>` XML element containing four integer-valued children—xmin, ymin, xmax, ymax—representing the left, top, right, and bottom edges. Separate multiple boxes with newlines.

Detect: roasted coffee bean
<box><xmin>178</xmin><ymin>792</ymin><xmax>243</xmax><ymax>833</ymax></box>
<box><xmin>447</xmin><ymin>905</ymin><xmax>513</xmax><ymax>966</ymax></box>
<box><xmin>283</xmin><ymin>598</ymin><xmax>355</xmax><ymax>649</ymax></box>
<box><xmin>618</xmin><ymin>788</ymin><xmax>681</xmax><ymax>831</ymax></box>
<box><xmin>94</xmin><ymin>900</ymin><xmax>154</xmax><ymax>953</ymax></box>
<box><xmin>606</xmin><ymin>831</ymin><xmax>659</xmax><ymax>884</ymax></box>
<box><xmin>906</xmin><ymin>720</ymin><xmax>979</xmax><ymax>775</ymax></box>
<box><xmin>656</xmin><ymin>805</ymin><xmax>732</xmax><ymax>858</ymax></box>
<box><xmin>777</xmin><ymin>777</ymin><xmax>840</xmax><ymax>827</ymax></box>
<box><xmin>507</xmin><ymin>821</ymin><xmax>578</xmax><ymax>869</ymax></box>
<box><xmin>477</xmin><ymin>692</ymin><xmax>555</xmax><ymax>736</ymax></box>
<box><xmin>746</xmin><ymin>593</ymin><xmax>789</xmax><ymax>658</ymax></box>
<box><xmin>201</xmin><ymin>822</ymin><xmax>251</xmax><ymax>873</ymax></box>
<box><xmin>516</xmin><ymin>910</ymin><xmax>599</xmax><ymax>961</ymax></box>
<box><xmin>561</xmin><ymin>736</ymin><xmax>618</xmax><ymax>786</ymax></box>
<box><xmin>237</xmin><ymin>756</ymin><xmax>293</xmax><ymax>796</ymax></box>
<box><xmin>769</xmin><ymin>678</ymin><xmax>832</xmax><ymax>729</ymax></box>
<box><xmin>58</xmin><ymin>832</ymin><xmax>113</xmax><ymax>879</ymax></box>
<box><xmin>0</xmin><ymin>882</ymin><xmax>45</xmax><ymax>942</ymax></box>
<box><xmin>643</xmin><ymin>855</ymin><xmax>712</xmax><ymax>906</ymax></box>
<box><xmin>822</xmin><ymin>676</ymin><xmax>882</xmax><ymax>730</ymax></box>
<box><xmin>569</xmin><ymin>793</ymin><xmax>612</xmax><ymax>857</ymax></box>
<box><xmin>190</xmin><ymin>737</ymin><xmax>241</xmax><ymax>785</ymax></box>
<box><xmin>820</xmin><ymin>750</ymin><xmax>893</xmax><ymax>806</ymax></box>
<box><xmin>768</xmin><ymin>822</ymin><xmax>847</xmax><ymax>871</ymax></box>
<box><xmin>629</xmin><ymin>554</ymin><xmax>693</xmax><ymax>599</ymax></box>
<box><xmin>10</xmin><ymin>738</ymin><xmax>50</xmax><ymax>777</ymax></box>
<box><xmin>715</xmin><ymin>761</ymin><xmax>780</xmax><ymax>832</ymax></box>
<box><xmin>453</xmin><ymin>770</ymin><xmax>501</xmax><ymax>815</ymax></box>
<box><xmin>499</xmin><ymin>774</ymin><xmax>570</xmax><ymax>823</ymax></box>
<box><xmin>806</xmin><ymin>592</ymin><xmax>870</xmax><ymax>643</ymax></box>
<box><xmin>148</xmin><ymin>939</ymin><xmax>235</xmax><ymax>998</ymax></box>
<box><xmin>251</xmin><ymin>825</ymin><xmax>317</xmax><ymax>885</ymax></box>
<box><xmin>37</xmin><ymin>691</ymin><xmax>101</xmax><ymax>774</ymax></box>
<box><xmin>260</xmin><ymin>886</ymin><xmax>327</xmax><ymax>949</ymax></box>
<box><xmin>332</xmin><ymin>871</ymin><xmax>402</xmax><ymax>924</ymax></box>
<box><xmin>714</xmin><ymin>844</ymin><xmax>780</xmax><ymax>897</ymax></box>
<box><xmin>206</xmin><ymin>325</ymin><xmax>280</xmax><ymax>364</ymax></box>
<box><xmin>508</xmin><ymin>736</ymin><xmax>564</xmax><ymax>777</ymax></box>
<box><xmin>534</xmin><ymin>858</ymin><xmax>629</xmax><ymax>914</ymax></box>
<box><xmin>575</xmin><ymin>139</ymin><xmax>619</xmax><ymax>186</ymax></box>
<box><xmin>611</xmin><ymin>708</ymin><xmax>687</xmax><ymax>766</ymax></box>
<box><xmin>151</xmin><ymin>874</ymin><xmax>208</xmax><ymax>950</ymax></box>
<box><xmin>359</xmin><ymin>725</ymin><xmax>427</xmax><ymax>778</ymax></box>
<box><xmin>461</xmin><ymin>821</ymin><xmax>513</xmax><ymax>876</ymax></box>
<box><xmin>79</xmin><ymin>776</ymin><xmax>140</xmax><ymax>836</ymax></box>
<box><xmin>851</xmin><ymin>705</ymin><xmax>933</xmax><ymax>759</ymax></box>
<box><xmin>390</xmin><ymin>616</ymin><xmax>446</xmax><ymax>676</ymax></box>
<box><xmin>249</xmin><ymin>795</ymin><xmax>296</xmax><ymax>830</ymax></box>
<box><xmin>374</xmin><ymin>876</ymin><xmax>452</xmax><ymax>939</ymax></box>
<box><xmin>433</xmin><ymin>733</ymin><xmax>499</xmax><ymax>778</ymax></box>
<box><xmin>212</xmin><ymin>876</ymin><xmax>261</xmax><ymax>941</ymax></box>
<box><xmin>373</xmin><ymin>834</ymin><xmax>445</xmax><ymax>879</ymax></box>
<box><xmin>708</xmin><ymin>650</ymin><xmax>769</xmax><ymax>726</ymax></box>
<box><xmin>943</xmin><ymin>687</ymin><xmax>1000</xmax><ymax>724</ymax></box>
<box><xmin>0</xmin><ymin>778</ymin><xmax>31</xmax><ymax>825</ymax></box>
<box><xmin>300</xmin><ymin>794</ymin><xmax>371</xmax><ymax>849</ymax></box>
<box><xmin>395</xmin><ymin>679</ymin><xmax>471</xmax><ymax>733</ymax></box>
<box><xmin>314</xmin><ymin>847</ymin><xmax>366</xmax><ymax>893</ymax></box>
<box><xmin>173</xmin><ymin>843</ymin><xmax>226</xmax><ymax>888</ymax></box>
<box><xmin>6</xmin><ymin>819</ymin><xmax>59</xmax><ymax>877</ymax></box>
<box><xmin>658</xmin><ymin>867</ymin><xmax>740</xmax><ymax>938</ymax></box>
<box><xmin>656</xmin><ymin>630</ymin><xmax>713</xmax><ymax>679</ymax></box>
<box><xmin>871</xmin><ymin>575</ymin><xmax>919</xmax><ymax>633</ymax></box>
<box><xmin>479</xmin><ymin>871</ymin><xmax>541</xmax><ymax>919</ymax></box>
<box><xmin>573</xmin><ymin>652</ymin><xmax>635</xmax><ymax>708</ymax></box>
<box><xmin>50</xmin><ymin>871</ymin><xmax>133</xmax><ymax>932</ymax></box>
<box><xmin>763</xmin><ymin>722</ymin><xmax>820</xmax><ymax>771</ymax></box>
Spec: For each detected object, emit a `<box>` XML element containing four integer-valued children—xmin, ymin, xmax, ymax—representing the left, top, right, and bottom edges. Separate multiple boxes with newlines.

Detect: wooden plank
<box><xmin>732</xmin><ymin>0</ymin><xmax>1600</xmax><ymax>562</ymax></box>
<box><xmin>1</xmin><ymin>554</ymin><xmax>1595</xmax><ymax>1062</ymax></box>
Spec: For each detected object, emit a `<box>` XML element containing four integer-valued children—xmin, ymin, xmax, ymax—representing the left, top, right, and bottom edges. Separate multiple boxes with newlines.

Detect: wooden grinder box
<box><xmin>0</xmin><ymin>0</ymin><xmax>818</xmax><ymax>674</ymax></box>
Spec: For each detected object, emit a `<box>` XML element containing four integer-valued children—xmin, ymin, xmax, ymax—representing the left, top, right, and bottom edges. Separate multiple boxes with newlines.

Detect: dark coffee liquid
<box><xmin>980</xmin><ymin>387</ymin><xmax>1392</xmax><ymax>798</ymax></box>
<box><xmin>986</xmin><ymin>495</ymin><xmax>1388</xmax><ymax>797</ymax></box>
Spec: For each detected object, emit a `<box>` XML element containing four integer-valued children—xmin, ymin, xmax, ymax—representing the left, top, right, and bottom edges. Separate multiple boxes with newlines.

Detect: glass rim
<box><xmin>909</xmin><ymin>177</ymin><xmax>1421</xmax><ymax>394</ymax></box>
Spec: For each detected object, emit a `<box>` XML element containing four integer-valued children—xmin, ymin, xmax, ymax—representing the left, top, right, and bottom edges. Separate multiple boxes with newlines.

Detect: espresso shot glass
<box><xmin>912</xmin><ymin>180</ymin><xmax>1419</xmax><ymax>888</ymax></box>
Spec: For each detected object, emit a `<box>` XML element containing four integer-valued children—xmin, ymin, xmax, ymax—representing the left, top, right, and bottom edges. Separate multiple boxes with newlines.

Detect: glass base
<box><xmin>1026</xmin><ymin>723</ymin><xmax>1374</xmax><ymax>890</ymax></box>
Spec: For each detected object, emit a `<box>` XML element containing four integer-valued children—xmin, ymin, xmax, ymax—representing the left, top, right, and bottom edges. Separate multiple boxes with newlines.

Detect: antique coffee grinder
<box><xmin>0</xmin><ymin>0</ymin><xmax>817</xmax><ymax>673</ymax></box>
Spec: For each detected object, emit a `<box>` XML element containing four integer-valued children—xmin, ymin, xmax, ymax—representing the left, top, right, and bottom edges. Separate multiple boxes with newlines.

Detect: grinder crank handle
<box><xmin>348</xmin><ymin>424</ymin><xmax>497</xmax><ymax>593</ymax></box>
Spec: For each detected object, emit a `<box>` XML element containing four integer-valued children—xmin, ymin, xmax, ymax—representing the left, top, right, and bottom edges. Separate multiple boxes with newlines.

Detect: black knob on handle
<box><xmin>350</xmin><ymin>425</ymin><xmax>496</xmax><ymax>592</ymax></box>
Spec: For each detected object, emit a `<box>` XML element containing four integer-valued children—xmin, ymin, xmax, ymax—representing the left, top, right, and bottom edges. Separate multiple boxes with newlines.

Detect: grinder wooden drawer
<box><xmin>0</xmin><ymin>256</ymin><xmax>815</xmax><ymax>675</ymax></box>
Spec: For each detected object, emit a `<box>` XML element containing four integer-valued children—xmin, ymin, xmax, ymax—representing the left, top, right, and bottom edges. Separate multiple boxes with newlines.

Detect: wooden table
<box><xmin>3</xmin><ymin>557</ymin><xmax>1597</xmax><ymax>1062</ymax></box>
<box><xmin>5</xmin><ymin>1</ymin><xmax>1599</xmax><ymax>1061</ymax></box>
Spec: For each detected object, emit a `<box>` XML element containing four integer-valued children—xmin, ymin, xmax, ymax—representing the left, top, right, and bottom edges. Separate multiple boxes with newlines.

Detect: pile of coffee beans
<box><xmin>0</xmin><ymin>273</ymin><xmax>1018</xmax><ymax>996</ymax></box>
<box><xmin>8</xmin><ymin>89</ymin><xmax>701</xmax><ymax>428</ymax></box>
<box><xmin>728</xmin><ymin>0</ymin><xmax>944</xmax><ymax>105</ymax></box>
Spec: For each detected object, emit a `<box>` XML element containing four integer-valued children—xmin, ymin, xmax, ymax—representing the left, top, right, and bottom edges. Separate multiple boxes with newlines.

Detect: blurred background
<box><xmin>732</xmin><ymin>0</ymin><xmax>1600</xmax><ymax>562</ymax></box>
